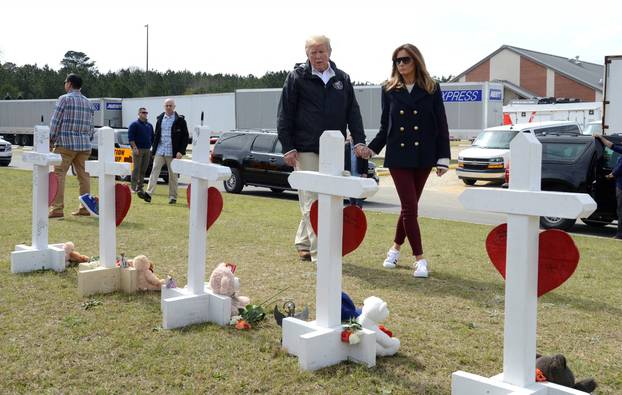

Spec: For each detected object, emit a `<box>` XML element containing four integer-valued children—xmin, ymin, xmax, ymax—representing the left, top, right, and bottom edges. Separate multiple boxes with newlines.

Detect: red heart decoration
<box><xmin>48</xmin><ymin>172</ymin><xmax>59</xmax><ymax>206</ymax></box>
<box><xmin>485</xmin><ymin>223</ymin><xmax>580</xmax><ymax>297</ymax></box>
<box><xmin>309</xmin><ymin>200</ymin><xmax>367</xmax><ymax>256</ymax></box>
<box><xmin>115</xmin><ymin>183</ymin><xmax>132</xmax><ymax>227</ymax></box>
<box><xmin>186</xmin><ymin>184</ymin><xmax>224</xmax><ymax>230</ymax></box>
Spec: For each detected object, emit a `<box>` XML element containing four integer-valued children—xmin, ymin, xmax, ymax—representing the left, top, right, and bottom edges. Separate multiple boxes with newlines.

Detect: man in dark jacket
<box><xmin>277</xmin><ymin>35</ymin><xmax>367</xmax><ymax>261</ymax></box>
<box><xmin>128</xmin><ymin>107</ymin><xmax>154</xmax><ymax>193</ymax></box>
<box><xmin>139</xmin><ymin>98</ymin><xmax>189</xmax><ymax>204</ymax></box>
<box><xmin>596</xmin><ymin>135</ymin><xmax>622</xmax><ymax>239</ymax></box>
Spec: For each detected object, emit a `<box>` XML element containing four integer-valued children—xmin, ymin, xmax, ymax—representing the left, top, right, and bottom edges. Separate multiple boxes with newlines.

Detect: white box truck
<box><xmin>503</xmin><ymin>101</ymin><xmax>602</xmax><ymax>129</ymax></box>
<box><xmin>603</xmin><ymin>55</ymin><xmax>622</xmax><ymax>135</ymax></box>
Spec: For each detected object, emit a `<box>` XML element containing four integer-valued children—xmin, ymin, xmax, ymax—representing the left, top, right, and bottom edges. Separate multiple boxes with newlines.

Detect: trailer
<box><xmin>121</xmin><ymin>93</ymin><xmax>235</xmax><ymax>137</ymax></box>
<box><xmin>0</xmin><ymin>98</ymin><xmax>122</xmax><ymax>146</ymax></box>
<box><xmin>235</xmin><ymin>82</ymin><xmax>504</xmax><ymax>141</ymax></box>
<box><xmin>503</xmin><ymin>101</ymin><xmax>602</xmax><ymax>129</ymax></box>
<box><xmin>603</xmin><ymin>55</ymin><xmax>622</xmax><ymax>134</ymax></box>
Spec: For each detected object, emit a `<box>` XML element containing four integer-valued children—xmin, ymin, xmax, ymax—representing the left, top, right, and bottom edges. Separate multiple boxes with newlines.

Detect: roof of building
<box><xmin>452</xmin><ymin>45</ymin><xmax>604</xmax><ymax>92</ymax></box>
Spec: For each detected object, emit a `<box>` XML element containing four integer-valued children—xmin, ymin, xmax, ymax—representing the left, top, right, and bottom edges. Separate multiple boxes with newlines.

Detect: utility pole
<box><xmin>145</xmin><ymin>24</ymin><xmax>149</xmax><ymax>72</ymax></box>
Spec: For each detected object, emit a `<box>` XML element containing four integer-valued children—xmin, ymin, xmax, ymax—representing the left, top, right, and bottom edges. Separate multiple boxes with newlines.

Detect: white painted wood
<box><xmin>282</xmin><ymin>130</ymin><xmax>379</xmax><ymax>370</ymax></box>
<box><xmin>161</xmin><ymin>127</ymin><xmax>232</xmax><ymax>329</ymax></box>
<box><xmin>10</xmin><ymin>126</ymin><xmax>64</xmax><ymax>273</ymax></box>
<box><xmin>84</xmin><ymin>127</ymin><xmax>131</xmax><ymax>269</ymax></box>
<box><xmin>454</xmin><ymin>132</ymin><xmax>596</xmax><ymax>394</ymax></box>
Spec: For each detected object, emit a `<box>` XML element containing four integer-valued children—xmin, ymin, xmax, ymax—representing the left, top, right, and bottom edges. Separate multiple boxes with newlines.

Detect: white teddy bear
<box><xmin>357</xmin><ymin>296</ymin><xmax>400</xmax><ymax>356</ymax></box>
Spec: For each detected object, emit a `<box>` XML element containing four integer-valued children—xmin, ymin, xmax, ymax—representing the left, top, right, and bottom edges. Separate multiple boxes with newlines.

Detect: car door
<box><xmin>594</xmin><ymin>137</ymin><xmax>621</xmax><ymax>215</ymax></box>
<box><xmin>243</xmin><ymin>134</ymin><xmax>276</xmax><ymax>185</ymax></box>
<box><xmin>269</xmin><ymin>139</ymin><xmax>295</xmax><ymax>189</ymax></box>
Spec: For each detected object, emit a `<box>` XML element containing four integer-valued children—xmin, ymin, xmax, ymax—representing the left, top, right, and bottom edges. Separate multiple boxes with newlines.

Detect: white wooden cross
<box><xmin>452</xmin><ymin>132</ymin><xmax>596</xmax><ymax>394</ymax></box>
<box><xmin>282</xmin><ymin>130</ymin><xmax>379</xmax><ymax>371</ymax></box>
<box><xmin>11</xmin><ymin>125</ymin><xmax>65</xmax><ymax>273</ymax></box>
<box><xmin>77</xmin><ymin>127</ymin><xmax>131</xmax><ymax>297</ymax></box>
<box><xmin>160</xmin><ymin>126</ymin><xmax>231</xmax><ymax>329</ymax></box>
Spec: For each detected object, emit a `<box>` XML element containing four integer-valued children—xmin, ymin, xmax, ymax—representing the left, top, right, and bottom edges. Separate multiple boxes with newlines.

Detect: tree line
<box><xmin>0</xmin><ymin>50</ymin><xmax>453</xmax><ymax>100</ymax></box>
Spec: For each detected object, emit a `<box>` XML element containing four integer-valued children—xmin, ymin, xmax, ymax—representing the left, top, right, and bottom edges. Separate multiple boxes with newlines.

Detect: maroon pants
<box><xmin>389</xmin><ymin>167</ymin><xmax>431</xmax><ymax>256</ymax></box>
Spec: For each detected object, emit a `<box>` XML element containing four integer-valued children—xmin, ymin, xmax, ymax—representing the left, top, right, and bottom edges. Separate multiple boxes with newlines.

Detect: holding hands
<box><xmin>354</xmin><ymin>145</ymin><xmax>374</xmax><ymax>160</ymax></box>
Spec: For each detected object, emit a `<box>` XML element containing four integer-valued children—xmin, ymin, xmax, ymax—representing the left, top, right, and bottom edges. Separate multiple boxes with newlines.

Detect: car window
<box><xmin>542</xmin><ymin>142</ymin><xmax>588</xmax><ymax>162</ymax></box>
<box><xmin>117</xmin><ymin>131</ymin><xmax>129</xmax><ymax>145</ymax></box>
<box><xmin>274</xmin><ymin>140</ymin><xmax>283</xmax><ymax>154</ymax></box>
<box><xmin>603</xmin><ymin>147</ymin><xmax>622</xmax><ymax>168</ymax></box>
<box><xmin>535</xmin><ymin>125</ymin><xmax>580</xmax><ymax>136</ymax></box>
<box><xmin>251</xmin><ymin>134</ymin><xmax>276</xmax><ymax>153</ymax></box>
<box><xmin>472</xmin><ymin>131</ymin><xmax>518</xmax><ymax>149</ymax></box>
<box><xmin>217</xmin><ymin>133</ymin><xmax>252</xmax><ymax>149</ymax></box>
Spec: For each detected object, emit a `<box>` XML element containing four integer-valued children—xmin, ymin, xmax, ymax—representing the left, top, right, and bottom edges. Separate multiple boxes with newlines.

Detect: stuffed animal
<box><xmin>357</xmin><ymin>296</ymin><xmax>400</xmax><ymax>356</ymax></box>
<box><xmin>63</xmin><ymin>242</ymin><xmax>90</xmax><ymax>266</ymax></box>
<box><xmin>536</xmin><ymin>354</ymin><xmax>597</xmax><ymax>393</ymax></box>
<box><xmin>208</xmin><ymin>262</ymin><xmax>250</xmax><ymax>317</ymax></box>
<box><xmin>132</xmin><ymin>255</ymin><xmax>165</xmax><ymax>291</ymax></box>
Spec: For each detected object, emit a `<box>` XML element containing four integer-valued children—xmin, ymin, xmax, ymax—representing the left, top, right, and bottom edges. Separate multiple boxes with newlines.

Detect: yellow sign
<box><xmin>114</xmin><ymin>148</ymin><xmax>133</xmax><ymax>169</ymax></box>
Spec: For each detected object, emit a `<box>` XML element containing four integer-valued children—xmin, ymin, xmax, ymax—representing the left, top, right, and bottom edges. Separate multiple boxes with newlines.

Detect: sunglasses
<box><xmin>394</xmin><ymin>57</ymin><xmax>413</xmax><ymax>65</ymax></box>
<box><xmin>139</xmin><ymin>111</ymin><xmax>148</xmax><ymax>114</ymax></box>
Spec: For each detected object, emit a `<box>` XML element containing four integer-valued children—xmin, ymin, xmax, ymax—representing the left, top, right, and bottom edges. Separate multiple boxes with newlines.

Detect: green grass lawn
<box><xmin>1</xmin><ymin>168</ymin><xmax>620</xmax><ymax>394</ymax></box>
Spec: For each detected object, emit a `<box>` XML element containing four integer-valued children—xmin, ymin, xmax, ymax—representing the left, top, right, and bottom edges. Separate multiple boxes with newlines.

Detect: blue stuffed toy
<box><xmin>341</xmin><ymin>291</ymin><xmax>362</xmax><ymax>321</ymax></box>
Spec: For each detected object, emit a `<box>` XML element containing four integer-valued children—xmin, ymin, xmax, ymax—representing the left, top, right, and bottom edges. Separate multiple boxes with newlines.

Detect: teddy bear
<box><xmin>63</xmin><ymin>242</ymin><xmax>90</xmax><ymax>267</ymax></box>
<box><xmin>208</xmin><ymin>262</ymin><xmax>250</xmax><ymax>317</ymax></box>
<box><xmin>132</xmin><ymin>255</ymin><xmax>165</xmax><ymax>291</ymax></box>
<box><xmin>357</xmin><ymin>296</ymin><xmax>400</xmax><ymax>357</ymax></box>
<box><xmin>536</xmin><ymin>354</ymin><xmax>597</xmax><ymax>393</ymax></box>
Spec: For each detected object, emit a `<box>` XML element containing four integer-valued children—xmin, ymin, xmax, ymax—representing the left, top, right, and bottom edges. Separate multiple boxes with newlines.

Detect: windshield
<box><xmin>116</xmin><ymin>131</ymin><xmax>129</xmax><ymax>145</ymax></box>
<box><xmin>472</xmin><ymin>131</ymin><xmax>518</xmax><ymax>149</ymax></box>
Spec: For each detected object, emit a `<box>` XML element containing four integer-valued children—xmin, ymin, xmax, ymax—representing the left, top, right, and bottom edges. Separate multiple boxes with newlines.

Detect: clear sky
<box><xmin>1</xmin><ymin>0</ymin><xmax>620</xmax><ymax>84</ymax></box>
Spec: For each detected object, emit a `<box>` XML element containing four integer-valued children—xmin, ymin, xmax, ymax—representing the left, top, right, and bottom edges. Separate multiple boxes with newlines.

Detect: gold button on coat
<box><xmin>399</xmin><ymin>110</ymin><xmax>404</xmax><ymax>115</ymax></box>
<box><xmin>413</xmin><ymin>110</ymin><xmax>418</xmax><ymax>115</ymax></box>
<box><xmin>400</xmin><ymin>127</ymin><xmax>405</xmax><ymax>132</ymax></box>
<box><xmin>414</xmin><ymin>142</ymin><xmax>419</xmax><ymax>146</ymax></box>
<box><xmin>400</xmin><ymin>143</ymin><xmax>405</xmax><ymax>147</ymax></box>
<box><xmin>413</xmin><ymin>126</ymin><xmax>419</xmax><ymax>131</ymax></box>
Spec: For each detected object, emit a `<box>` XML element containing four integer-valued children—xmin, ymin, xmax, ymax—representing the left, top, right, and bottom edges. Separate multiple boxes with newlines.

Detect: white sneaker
<box><xmin>382</xmin><ymin>248</ymin><xmax>400</xmax><ymax>269</ymax></box>
<box><xmin>413</xmin><ymin>259</ymin><xmax>429</xmax><ymax>278</ymax></box>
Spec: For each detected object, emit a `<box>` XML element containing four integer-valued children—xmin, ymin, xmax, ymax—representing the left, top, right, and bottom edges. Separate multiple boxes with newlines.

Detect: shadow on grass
<box><xmin>342</xmin><ymin>262</ymin><xmax>622</xmax><ymax>315</ymax></box>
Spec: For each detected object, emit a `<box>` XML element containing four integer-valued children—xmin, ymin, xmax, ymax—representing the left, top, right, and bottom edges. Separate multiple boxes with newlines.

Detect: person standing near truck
<box><xmin>596</xmin><ymin>135</ymin><xmax>622</xmax><ymax>239</ymax></box>
<box><xmin>128</xmin><ymin>107</ymin><xmax>154</xmax><ymax>193</ymax></box>
<box><xmin>49</xmin><ymin>73</ymin><xmax>95</xmax><ymax>218</ymax></box>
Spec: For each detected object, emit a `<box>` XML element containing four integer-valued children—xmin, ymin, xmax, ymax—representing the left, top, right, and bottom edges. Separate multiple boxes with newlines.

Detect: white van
<box><xmin>456</xmin><ymin>121</ymin><xmax>581</xmax><ymax>185</ymax></box>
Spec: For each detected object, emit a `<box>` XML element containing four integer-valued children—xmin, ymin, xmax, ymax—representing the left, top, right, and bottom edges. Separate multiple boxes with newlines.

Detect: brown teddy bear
<box><xmin>132</xmin><ymin>255</ymin><xmax>165</xmax><ymax>291</ymax></box>
<box><xmin>63</xmin><ymin>242</ymin><xmax>90</xmax><ymax>267</ymax></box>
<box><xmin>536</xmin><ymin>354</ymin><xmax>597</xmax><ymax>393</ymax></box>
<box><xmin>208</xmin><ymin>262</ymin><xmax>250</xmax><ymax>317</ymax></box>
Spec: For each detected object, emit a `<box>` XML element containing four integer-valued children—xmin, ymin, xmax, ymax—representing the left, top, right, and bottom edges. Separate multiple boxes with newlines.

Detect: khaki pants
<box><xmin>294</xmin><ymin>152</ymin><xmax>319</xmax><ymax>260</ymax></box>
<box><xmin>51</xmin><ymin>147</ymin><xmax>91</xmax><ymax>213</ymax></box>
<box><xmin>146</xmin><ymin>154</ymin><xmax>178</xmax><ymax>199</ymax></box>
<box><xmin>131</xmin><ymin>148</ymin><xmax>151</xmax><ymax>192</ymax></box>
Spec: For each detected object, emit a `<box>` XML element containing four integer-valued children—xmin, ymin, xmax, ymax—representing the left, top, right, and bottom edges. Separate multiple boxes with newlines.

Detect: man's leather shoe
<box><xmin>48</xmin><ymin>211</ymin><xmax>64</xmax><ymax>219</ymax></box>
<box><xmin>72</xmin><ymin>208</ymin><xmax>91</xmax><ymax>216</ymax></box>
<box><xmin>169</xmin><ymin>198</ymin><xmax>176</xmax><ymax>205</ymax></box>
<box><xmin>298</xmin><ymin>250</ymin><xmax>311</xmax><ymax>261</ymax></box>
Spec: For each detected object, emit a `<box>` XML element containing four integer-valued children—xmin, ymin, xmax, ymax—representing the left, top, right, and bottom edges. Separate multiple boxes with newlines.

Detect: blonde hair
<box><xmin>384</xmin><ymin>44</ymin><xmax>436</xmax><ymax>94</ymax></box>
<box><xmin>305</xmin><ymin>35</ymin><xmax>332</xmax><ymax>56</ymax></box>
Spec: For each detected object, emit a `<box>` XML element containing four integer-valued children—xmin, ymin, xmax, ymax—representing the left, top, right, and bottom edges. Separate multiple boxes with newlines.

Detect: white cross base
<box><xmin>281</xmin><ymin>130</ymin><xmax>379</xmax><ymax>371</ymax></box>
<box><xmin>11</xmin><ymin>125</ymin><xmax>65</xmax><ymax>273</ymax></box>
<box><xmin>77</xmin><ymin>127</ymin><xmax>132</xmax><ymax>297</ymax></box>
<box><xmin>452</xmin><ymin>132</ymin><xmax>595</xmax><ymax>394</ymax></box>
<box><xmin>160</xmin><ymin>126</ymin><xmax>232</xmax><ymax>329</ymax></box>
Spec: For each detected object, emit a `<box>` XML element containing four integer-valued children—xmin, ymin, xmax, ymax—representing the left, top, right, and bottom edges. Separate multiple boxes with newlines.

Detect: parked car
<box><xmin>84</xmin><ymin>128</ymin><xmax>169</xmax><ymax>183</ymax></box>
<box><xmin>457</xmin><ymin>121</ymin><xmax>582</xmax><ymax>185</ymax></box>
<box><xmin>505</xmin><ymin>133</ymin><xmax>621</xmax><ymax>230</ymax></box>
<box><xmin>0</xmin><ymin>135</ymin><xmax>12</xmax><ymax>166</ymax></box>
<box><xmin>211</xmin><ymin>129</ymin><xmax>379</xmax><ymax>194</ymax></box>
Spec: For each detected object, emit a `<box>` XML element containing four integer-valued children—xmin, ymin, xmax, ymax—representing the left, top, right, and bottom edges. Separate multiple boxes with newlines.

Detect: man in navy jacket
<box><xmin>128</xmin><ymin>107</ymin><xmax>154</xmax><ymax>193</ymax></box>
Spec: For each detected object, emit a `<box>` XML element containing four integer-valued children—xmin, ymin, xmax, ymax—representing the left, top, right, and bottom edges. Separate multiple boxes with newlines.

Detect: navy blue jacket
<box><xmin>368</xmin><ymin>83</ymin><xmax>451</xmax><ymax>169</ymax></box>
<box><xmin>611</xmin><ymin>144</ymin><xmax>622</xmax><ymax>189</ymax></box>
<box><xmin>128</xmin><ymin>119</ymin><xmax>154</xmax><ymax>149</ymax></box>
<box><xmin>277</xmin><ymin>60</ymin><xmax>366</xmax><ymax>154</ymax></box>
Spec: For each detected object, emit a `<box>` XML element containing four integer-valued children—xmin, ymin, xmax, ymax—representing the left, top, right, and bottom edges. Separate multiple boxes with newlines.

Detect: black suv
<box><xmin>507</xmin><ymin>133</ymin><xmax>621</xmax><ymax>230</ymax></box>
<box><xmin>211</xmin><ymin>129</ymin><xmax>379</xmax><ymax>194</ymax></box>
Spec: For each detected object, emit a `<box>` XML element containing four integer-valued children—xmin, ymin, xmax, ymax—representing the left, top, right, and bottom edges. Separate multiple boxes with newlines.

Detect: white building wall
<box><xmin>490</xmin><ymin>49</ymin><xmax>520</xmax><ymax>85</ymax></box>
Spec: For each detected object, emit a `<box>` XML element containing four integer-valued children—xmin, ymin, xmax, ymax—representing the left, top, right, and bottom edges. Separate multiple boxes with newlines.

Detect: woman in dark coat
<box><xmin>365</xmin><ymin>43</ymin><xmax>451</xmax><ymax>278</ymax></box>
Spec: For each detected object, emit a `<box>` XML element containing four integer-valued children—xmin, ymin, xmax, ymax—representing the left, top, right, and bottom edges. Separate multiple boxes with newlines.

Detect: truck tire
<box><xmin>462</xmin><ymin>179</ymin><xmax>477</xmax><ymax>186</ymax></box>
<box><xmin>224</xmin><ymin>168</ymin><xmax>243</xmax><ymax>193</ymax></box>
<box><xmin>540</xmin><ymin>216</ymin><xmax>576</xmax><ymax>231</ymax></box>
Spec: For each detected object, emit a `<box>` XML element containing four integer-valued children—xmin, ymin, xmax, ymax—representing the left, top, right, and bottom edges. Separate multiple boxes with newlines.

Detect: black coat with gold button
<box><xmin>368</xmin><ymin>83</ymin><xmax>450</xmax><ymax>169</ymax></box>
